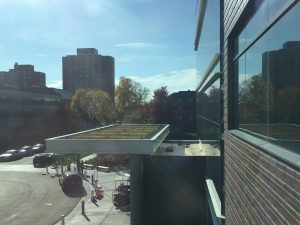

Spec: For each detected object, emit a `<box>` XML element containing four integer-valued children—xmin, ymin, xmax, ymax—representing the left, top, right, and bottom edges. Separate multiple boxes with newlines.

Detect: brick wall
<box><xmin>224</xmin><ymin>133</ymin><xmax>300</xmax><ymax>225</ymax></box>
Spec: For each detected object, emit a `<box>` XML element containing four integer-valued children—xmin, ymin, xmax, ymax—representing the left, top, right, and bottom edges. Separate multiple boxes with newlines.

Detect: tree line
<box><xmin>70</xmin><ymin>76</ymin><xmax>176</xmax><ymax>126</ymax></box>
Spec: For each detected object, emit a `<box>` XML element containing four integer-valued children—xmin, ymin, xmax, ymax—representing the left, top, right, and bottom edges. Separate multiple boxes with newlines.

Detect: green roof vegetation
<box><xmin>64</xmin><ymin>124</ymin><xmax>165</xmax><ymax>140</ymax></box>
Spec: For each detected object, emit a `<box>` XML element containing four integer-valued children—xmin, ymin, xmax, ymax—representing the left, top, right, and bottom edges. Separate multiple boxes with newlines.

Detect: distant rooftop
<box><xmin>77</xmin><ymin>48</ymin><xmax>98</xmax><ymax>55</ymax></box>
<box><xmin>46</xmin><ymin>124</ymin><xmax>169</xmax><ymax>154</ymax></box>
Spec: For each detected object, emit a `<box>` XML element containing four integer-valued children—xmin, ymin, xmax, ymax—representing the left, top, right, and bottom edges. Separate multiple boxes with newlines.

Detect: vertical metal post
<box><xmin>94</xmin><ymin>179</ymin><xmax>98</xmax><ymax>189</ymax></box>
<box><xmin>81</xmin><ymin>200</ymin><xmax>85</xmax><ymax>215</ymax></box>
<box><xmin>91</xmin><ymin>190</ymin><xmax>95</xmax><ymax>202</ymax></box>
<box><xmin>61</xmin><ymin>215</ymin><xmax>65</xmax><ymax>225</ymax></box>
<box><xmin>220</xmin><ymin>1</ymin><xmax>225</xmax><ymax>223</ymax></box>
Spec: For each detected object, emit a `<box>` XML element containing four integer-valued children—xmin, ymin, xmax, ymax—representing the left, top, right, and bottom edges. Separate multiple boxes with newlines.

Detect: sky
<box><xmin>0</xmin><ymin>0</ymin><xmax>198</xmax><ymax>95</ymax></box>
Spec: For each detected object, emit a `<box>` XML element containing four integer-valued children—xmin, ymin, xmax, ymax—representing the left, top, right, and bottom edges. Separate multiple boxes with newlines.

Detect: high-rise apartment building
<box><xmin>62</xmin><ymin>48</ymin><xmax>115</xmax><ymax>99</ymax></box>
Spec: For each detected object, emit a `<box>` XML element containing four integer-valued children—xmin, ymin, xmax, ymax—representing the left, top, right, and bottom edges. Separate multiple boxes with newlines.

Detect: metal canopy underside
<box><xmin>46</xmin><ymin>124</ymin><xmax>169</xmax><ymax>155</ymax></box>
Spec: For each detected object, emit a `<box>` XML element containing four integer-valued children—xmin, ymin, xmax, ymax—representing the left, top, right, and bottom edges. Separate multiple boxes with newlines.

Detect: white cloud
<box><xmin>114</xmin><ymin>42</ymin><xmax>156</xmax><ymax>48</ymax></box>
<box><xmin>119</xmin><ymin>68</ymin><xmax>196</xmax><ymax>96</ymax></box>
<box><xmin>48</xmin><ymin>80</ymin><xmax>62</xmax><ymax>89</ymax></box>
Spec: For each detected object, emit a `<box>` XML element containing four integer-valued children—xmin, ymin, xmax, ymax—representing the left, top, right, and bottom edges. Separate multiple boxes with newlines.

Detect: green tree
<box><xmin>71</xmin><ymin>89</ymin><xmax>116</xmax><ymax>126</ymax></box>
<box><xmin>239</xmin><ymin>75</ymin><xmax>274</xmax><ymax>123</ymax></box>
<box><xmin>115</xmin><ymin>77</ymin><xmax>150</xmax><ymax>123</ymax></box>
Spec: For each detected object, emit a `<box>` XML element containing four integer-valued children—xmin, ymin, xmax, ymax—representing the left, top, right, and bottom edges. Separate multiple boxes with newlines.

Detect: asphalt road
<box><xmin>0</xmin><ymin>156</ymin><xmax>82</xmax><ymax>225</ymax></box>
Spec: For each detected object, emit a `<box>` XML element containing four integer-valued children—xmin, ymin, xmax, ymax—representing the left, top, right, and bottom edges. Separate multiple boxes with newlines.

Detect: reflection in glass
<box><xmin>236</xmin><ymin>2</ymin><xmax>300</xmax><ymax>152</ymax></box>
<box><xmin>197</xmin><ymin>79</ymin><xmax>220</xmax><ymax>140</ymax></box>
<box><xmin>196</xmin><ymin>0</ymin><xmax>220</xmax><ymax>84</ymax></box>
<box><xmin>234</xmin><ymin>0</ymin><xmax>290</xmax><ymax>56</ymax></box>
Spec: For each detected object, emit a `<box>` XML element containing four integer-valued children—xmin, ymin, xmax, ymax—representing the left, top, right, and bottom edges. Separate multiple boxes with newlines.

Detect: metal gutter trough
<box><xmin>46</xmin><ymin>124</ymin><xmax>169</xmax><ymax>155</ymax></box>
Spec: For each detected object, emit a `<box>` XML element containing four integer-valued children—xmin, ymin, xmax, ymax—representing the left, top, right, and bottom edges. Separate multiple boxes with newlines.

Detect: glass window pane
<box><xmin>267</xmin><ymin>2</ymin><xmax>300</xmax><ymax>149</ymax></box>
<box><xmin>235</xmin><ymin>0</ymin><xmax>290</xmax><ymax>56</ymax></box>
<box><xmin>236</xmin><ymin>2</ymin><xmax>300</xmax><ymax>153</ymax></box>
<box><xmin>196</xmin><ymin>0</ymin><xmax>220</xmax><ymax>84</ymax></box>
<box><xmin>245</xmin><ymin>0</ymin><xmax>268</xmax><ymax>47</ymax></box>
<box><xmin>197</xmin><ymin>79</ymin><xmax>220</xmax><ymax>140</ymax></box>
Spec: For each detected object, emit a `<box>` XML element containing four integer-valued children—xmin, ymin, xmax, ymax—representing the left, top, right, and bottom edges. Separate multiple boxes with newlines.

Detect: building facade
<box><xmin>195</xmin><ymin>0</ymin><xmax>300</xmax><ymax>224</ymax></box>
<box><xmin>0</xmin><ymin>63</ymin><xmax>45</xmax><ymax>88</ymax></box>
<box><xmin>62</xmin><ymin>48</ymin><xmax>115</xmax><ymax>99</ymax></box>
<box><xmin>170</xmin><ymin>90</ymin><xmax>196</xmax><ymax>132</ymax></box>
<box><xmin>0</xmin><ymin>86</ymin><xmax>75</xmax><ymax>150</ymax></box>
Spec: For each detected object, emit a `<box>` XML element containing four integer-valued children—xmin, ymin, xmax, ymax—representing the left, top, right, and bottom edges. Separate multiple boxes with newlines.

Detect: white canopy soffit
<box><xmin>46</xmin><ymin>124</ymin><xmax>170</xmax><ymax>155</ymax></box>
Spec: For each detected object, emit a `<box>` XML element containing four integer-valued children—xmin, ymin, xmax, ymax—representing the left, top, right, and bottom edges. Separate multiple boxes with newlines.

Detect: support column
<box><xmin>130</xmin><ymin>155</ymin><xmax>143</xmax><ymax>225</ymax></box>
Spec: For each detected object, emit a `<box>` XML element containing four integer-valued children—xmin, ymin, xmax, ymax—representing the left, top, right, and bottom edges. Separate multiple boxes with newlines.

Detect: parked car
<box><xmin>32</xmin><ymin>143</ymin><xmax>46</xmax><ymax>153</ymax></box>
<box><xmin>33</xmin><ymin>153</ymin><xmax>61</xmax><ymax>168</ymax></box>
<box><xmin>59</xmin><ymin>171</ymin><xmax>83</xmax><ymax>191</ymax></box>
<box><xmin>0</xmin><ymin>153</ymin><xmax>13</xmax><ymax>162</ymax></box>
<box><xmin>5</xmin><ymin>149</ymin><xmax>23</xmax><ymax>160</ymax></box>
<box><xmin>165</xmin><ymin>146</ymin><xmax>174</xmax><ymax>152</ymax></box>
<box><xmin>18</xmin><ymin>146</ymin><xmax>34</xmax><ymax>157</ymax></box>
<box><xmin>33</xmin><ymin>153</ymin><xmax>53</xmax><ymax>168</ymax></box>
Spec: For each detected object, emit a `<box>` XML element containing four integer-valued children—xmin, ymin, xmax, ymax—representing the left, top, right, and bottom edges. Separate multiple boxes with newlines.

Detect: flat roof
<box><xmin>154</xmin><ymin>141</ymin><xmax>220</xmax><ymax>156</ymax></box>
<box><xmin>46</xmin><ymin>124</ymin><xmax>169</xmax><ymax>155</ymax></box>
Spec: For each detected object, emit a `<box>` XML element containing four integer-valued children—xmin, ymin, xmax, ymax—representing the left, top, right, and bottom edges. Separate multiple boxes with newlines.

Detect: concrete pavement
<box><xmin>55</xmin><ymin>154</ymin><xmax>130</xmax><ymax>225</ymax></box>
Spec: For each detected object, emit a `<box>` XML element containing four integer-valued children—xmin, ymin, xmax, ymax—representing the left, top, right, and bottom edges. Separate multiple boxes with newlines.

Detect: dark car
<box><xmin>5</xmin><ymin>149</ymin><xmax>23</xmax><ymax>160</ymax></box>
<box><xmin>0</xmin><ymin>153</ymin><xmax>13</xmax><ymax>162</ymax></box>
<box><xmin>165</xmin><ymin>146</ymin><xmax>174</xmax><ymax>152</ymax></box>
<box><xmin>18</xmin><ymin>146</ymin><xmax>34</xmax><ymax>157</ymax></box>
<box><xmin>32</xmin><ymin>143</ymin><xmax>46</xmax><ymax>153</ymax></box>
<box><xmin>33</xmin><ymin>153</ymin><xmax>53</xmax><ymax>168</ymax></box>
<box><xmin>59</xmin><ymin>171</ymin><xmax>83</xmax><ymax>191</ymax></box>
<box><xmin>33</xmin><ymin>153</ymin><xmax>62</xmax><ymax>168</ymax></box>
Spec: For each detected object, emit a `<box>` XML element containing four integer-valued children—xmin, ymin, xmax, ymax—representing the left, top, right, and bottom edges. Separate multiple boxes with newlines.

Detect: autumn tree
<box><xmin>149</xmin><ymin>86</ymin><xmax>176</xmax><ymax>124</ymax></box>
<box><xmin>71</xmin><ymin>89</ymin><xmax>116</xmax><ymax>126</ymax></box>
<box><xmin>115</xmin><ymin>77</ymin><xmax>150</xmax><ymax>123</ymax></box>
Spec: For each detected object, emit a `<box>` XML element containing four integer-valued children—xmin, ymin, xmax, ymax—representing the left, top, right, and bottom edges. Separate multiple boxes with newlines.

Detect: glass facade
<box><xmin>197</xmin><ymin>79</ymin><xmax>220</xmax><ymax>139</ymax></box>
<box><xmin>196</xmin><ymin>0</ymin><xmax>221</xmax><ymax>140</ymax></box>
<box><xmin>234</xmin><ymin>1</ymin><xmax>300</xmax><ymax>153</ymax></box>
<box><xmin>195</xmin><ymin>0</ymin><xmax>222</xmax><ymax>210</ymax></box>
<box><xmin>196</xmin><ymin>0</ymin><xmax>220</xmax><ymax>84</ymax></box>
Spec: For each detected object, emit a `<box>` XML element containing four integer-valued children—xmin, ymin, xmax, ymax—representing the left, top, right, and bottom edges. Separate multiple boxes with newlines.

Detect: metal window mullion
<box><xmin>196</xmin><ymin>53</ymin><xmax>220</xmax><ymax>92</ymax></box>
<box><xmin>194</xmin><ymin>0</ymin><xmax>208</xmax><ymax>51</ymax></box>
<box><xmin>198</xmin><ymin>72</ymin><xmax>221</xmax><ymax>95</ymax></box>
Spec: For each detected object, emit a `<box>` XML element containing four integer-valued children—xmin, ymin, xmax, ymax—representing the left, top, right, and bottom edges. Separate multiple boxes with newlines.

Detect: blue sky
<box><xmin>0</xmin><ymin>0</ymin><xmax>198</xmax><ymax>94</ymax></box>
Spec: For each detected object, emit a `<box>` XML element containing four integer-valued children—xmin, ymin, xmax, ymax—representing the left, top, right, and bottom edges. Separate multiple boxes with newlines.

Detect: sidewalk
<box><xmin>54</xmin><ymin>154</ymin><xmax>130</xmax><ymax>225</ymax></box>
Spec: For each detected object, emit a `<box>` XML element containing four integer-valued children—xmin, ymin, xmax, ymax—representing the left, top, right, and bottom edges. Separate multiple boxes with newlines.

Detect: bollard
<box><xmin>91</xmin><ymin>190</ymin><xmax>95</xmax><ymax>202</ymax></box>
<box><xmin>92</xmin><ymin>174</ymin><xmax>94</xmax><ymax>185</ymax></box>
<box><xmin>81</xmin><ymin>200</ymin><xmax>85</xmax><ymax>215</ymax></box>
<box><xmin>61</xmin><ymin>215</ymin><xmax>65</xmax><ymax>225</ymax></box>
<box><xmin>94</xmin><ymin>179</ymin><xmax>98</xmax><ymax>189</ymax></box>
